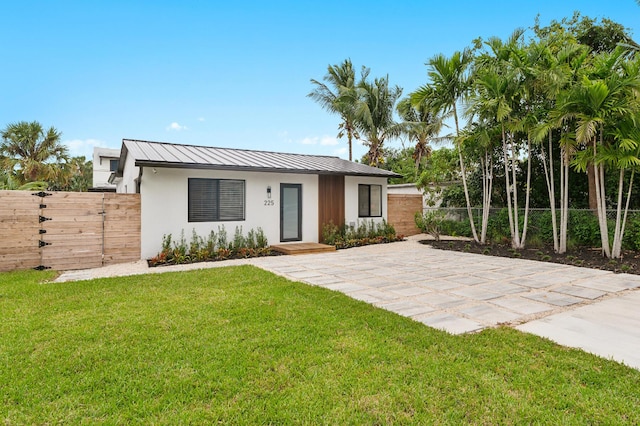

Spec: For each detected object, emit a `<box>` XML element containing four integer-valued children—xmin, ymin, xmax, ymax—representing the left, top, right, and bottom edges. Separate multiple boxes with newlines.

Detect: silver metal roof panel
<box><xmin>120</xmin><ymin>139</ymin><xmax>401</xmax><ymax>178</ymax></box>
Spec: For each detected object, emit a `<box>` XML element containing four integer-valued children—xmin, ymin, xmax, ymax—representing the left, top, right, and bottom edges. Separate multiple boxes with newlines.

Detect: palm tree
<box><xmin>308</xmin><ymin>59</ymin><xmax>366</xmax><ymax>161</ymax></box>
<box><xmin>456</xmin><ymin>121</ymin><xmax>497</xmax><ymax>244</ymax></box>
<box><xmin>396</xmin><ymin>96</ymin><xmax>443</xmax><ymax>178</ymax></box>
<box><xmin>1</xmin><ymin>121</ymin><xmax>68</xmax><ymax>185</ymax></box>
<box><xmin>533</xmin><ymin>40</ymin><xmax>589</xmax><ymax>254</ymax></box>
<box><xmin>560</xmin><ymin>48</ymin><xmax>640</xmax><ymax>258</ymax></box>
<box><xmin>411</xmin><ymin>50</ymin><xmax>479</xmax><ymax>242</ymax></box>
<box><xmin>354</xmin><ymin>75</ymin><xmax>403</xmax><ymax>166</ymax></box>
<box><xmin>472</xmin><ymin>29</ymin><xmax>538</xmax><ymax>249</ymax></box>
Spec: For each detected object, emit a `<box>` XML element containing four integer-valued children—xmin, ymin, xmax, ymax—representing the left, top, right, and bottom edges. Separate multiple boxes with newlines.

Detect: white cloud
<box><xmin>197</xmin><ymin>117</ymin><xmax>205</xmax><ymax>122</ymax></box>
<box><xmin>295</xmin><ymin>135</ymin><xmax>339</xmax><ymax>146</ymax></box>
<box><xmin>297</xmin><ymin>135</ymin><xmax>338</xmax><ymax>146</ymax></box>
<box><xmin>333</xmin><ymin>147</ymin><xmax>348</xmax><ymax>156</ymax></box>
<box><xmin>166</xmin><ymin>122</ymin><xmax>188</xmax><ymax>131</ymax></box>
<box><xmin>63</xmin><ymin>138</ymin><xmax>109</xmax><ymax>159</ymax></box>
<box><xmin>300</xmin><ymin>136</ymin><xmax>318</xmax><ymax>145</ymax></box>
<box><xmin>320</xmin><ymin>136</ymin><xmax>338</xmax><ymax>146</ymax></box>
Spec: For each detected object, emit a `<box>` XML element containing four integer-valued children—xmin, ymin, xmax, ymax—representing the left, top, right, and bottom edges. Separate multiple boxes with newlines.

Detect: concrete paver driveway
<box><xmin>57</xmin><ymin>235</ymin><xmax>640</xmax><ymax>369</ymax></box>
<box><xmin>251</xmin><ymin>236</ymin><xmax>640</xmax><ymax>368</ymax></box>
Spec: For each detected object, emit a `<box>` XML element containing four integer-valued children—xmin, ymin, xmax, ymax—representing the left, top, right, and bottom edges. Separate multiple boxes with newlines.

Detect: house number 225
<box><xmin>264</xmin><ymin>200</ymin><xmax>275</xmax><ymax>206</ymax></box>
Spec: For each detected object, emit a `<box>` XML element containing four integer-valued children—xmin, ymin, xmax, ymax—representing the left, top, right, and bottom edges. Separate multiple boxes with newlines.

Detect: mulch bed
<box><xmin>422</xmin><ymin>239</ymin><xmax>640</xmax><ymax>275</ymax></box>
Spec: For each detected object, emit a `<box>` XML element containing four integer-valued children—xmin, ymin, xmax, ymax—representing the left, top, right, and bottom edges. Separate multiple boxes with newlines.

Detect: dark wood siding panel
<box><xmin>318</xmin><ymin>175</ymin><xmax>345</xmax><ymax>242</ymax></box>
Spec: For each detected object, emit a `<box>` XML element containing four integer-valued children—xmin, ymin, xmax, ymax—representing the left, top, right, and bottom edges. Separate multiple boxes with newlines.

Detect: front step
<box><xmin>270</xmin><ymin>242</ymin><xmax>336</xmax><ymax>255</ymax></box>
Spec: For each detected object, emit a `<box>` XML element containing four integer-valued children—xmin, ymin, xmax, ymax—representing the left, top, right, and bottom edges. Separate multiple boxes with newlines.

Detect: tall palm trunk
<box><xmin>454</xmin><ymin>105</ymin><xmax>479</xmax><ymax>243</ymax></box>
<box><xmin>510</xmin><ymin>132</ymin><xmax>521</xmax><ymax>247</ymax></box>
<box><xmin>519</xmin><ymin>136</ymin><xmax>533</xmax><ymax>247</ymax></box>
<box><xmin>501</xmin><ymin>126</ymin><xmax>517</xmax><ymax>247</ymax></box>
<box><xmin>560</xmin><ymin>148</ymin><xmax>570</xmax><ymax>254</ymax></box>
<box><xmin>592</xmin><ymin>133</ymin><xmax>611</xmax><ymax>258</ymax></box>
<box><xmin>541</xmin><ymin>132</ymin><xmax>559</xmax><ymax>252</ymax></box>
<box><xmin>480</xmin><ymin>149</ymin><xmax>492</xmax><ymax>244</ymax></box>
<box><xmin>612</xmin><ymin>169</ymin><xmax>635</xmax><ymax>258</ymax></box>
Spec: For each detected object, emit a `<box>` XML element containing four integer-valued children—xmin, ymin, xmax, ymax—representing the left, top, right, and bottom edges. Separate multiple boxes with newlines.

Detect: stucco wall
<box><xmin>116</xmin><ymin>154</ymin><xmax>138</xmax><ymax>194</ymax></box>
<box><xmin>138</xmin><ymin>167</ymin><xmax>320</xmax><ymax>258</ymax></box>
<box><xmin>344</xmin><ymin>175</ymin><xmax>389</xmax><ymax>229</ymax></box>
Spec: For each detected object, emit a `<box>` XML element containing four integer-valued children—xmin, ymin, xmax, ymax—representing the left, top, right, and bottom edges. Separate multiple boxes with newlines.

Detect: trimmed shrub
<box><xmin>322</xmin><ymin>219</ymin><xmax>403</xmax><ymax>249</ymax></box>
<box><xmin>149</xmin><ymin>226</ymin><xmax>273</xmax><ymax>267</ymax></box>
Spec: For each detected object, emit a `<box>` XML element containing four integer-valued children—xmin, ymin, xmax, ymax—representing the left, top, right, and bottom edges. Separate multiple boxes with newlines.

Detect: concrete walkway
<box><xmin>56</xmin><ymin>235</ymin><xmax>640</xmax><ymax>369</ymax></box>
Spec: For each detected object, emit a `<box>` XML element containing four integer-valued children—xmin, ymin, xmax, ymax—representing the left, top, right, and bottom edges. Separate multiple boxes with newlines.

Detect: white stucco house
<box><xmin>92</xmin><ymin>147</ymin><xmax>120</xmax><ymax>191</ymax></box>
<box><xmin>112</xmin><ymin>139</ymin><xmax>400</xmax><ymax>259</ymax></box>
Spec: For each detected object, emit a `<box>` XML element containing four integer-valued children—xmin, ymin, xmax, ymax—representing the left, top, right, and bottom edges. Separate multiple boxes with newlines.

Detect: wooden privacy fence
<box><xmin>387</xmin><ymin>193</ymin><xmax>422</xmax><ymax>236</ymax></box>
<box><xmin>0</xmin><ymin>191</ymin><xmax>140</xmax><ymax>272</ymax></box>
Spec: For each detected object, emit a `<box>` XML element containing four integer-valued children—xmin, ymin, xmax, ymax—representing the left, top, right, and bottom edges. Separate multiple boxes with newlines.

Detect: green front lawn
<box><xmin>1</xmin><ymin>267</ymin><xmax>638</xmax><ymax>423</ymax></box>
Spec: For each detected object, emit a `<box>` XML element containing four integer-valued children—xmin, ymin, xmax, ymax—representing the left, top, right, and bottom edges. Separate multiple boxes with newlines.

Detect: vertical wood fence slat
<box><xmin>0</xmin><ymin>190</ymin><xmax>140</xmax><ymax>272</ymax></box>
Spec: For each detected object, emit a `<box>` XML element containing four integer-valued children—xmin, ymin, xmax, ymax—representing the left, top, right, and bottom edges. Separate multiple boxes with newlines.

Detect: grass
<box><xmin>1</xmin><ymin>267</ymin><xmax>639</xmax><ymax>424</ymax></box>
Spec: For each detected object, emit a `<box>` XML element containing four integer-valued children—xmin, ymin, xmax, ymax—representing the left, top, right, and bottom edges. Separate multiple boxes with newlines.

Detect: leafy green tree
<box><xmin>0</xmin><ymin>169</ymin><xmax>47</xmax><ymax>190</ymax></box>
<box><xmin>416</xmin><ymin>147</ymin><xmax>466</xmax><ymax>208</ymax></box>
<box><xmin>0</xmin><ymin>121</ymin><xmax>68</xmax><ymax>185</ymax></box>
<box><xmin>531</xmin><ymin>37</ymin><xmax>590</xmax><ymax>253</ymax></box>
<box><xmin>533</xmin><ymin>13</ymin><xmax>639</xmax><ymax>211</ymax></box>
<box><xmin>470</xmin><ymin>30</ymin><xmax>530</xmax><ymax>247</ymax></box>
<box><xmin>379</xmin><ymin>147</ymin><xmax>420</xmax><ymax>184</ymax></box>
<box><xmin>533</xmin><ymin>12</ymin><xmax>637</xmax><ymax>55</ymax></box>
<box><xmin>566</xmin><ymin>48</ymin><xmax>640</xmax><ymax>258</ymax></box>
<box><xmin>49</xmin><ymin>156</ymin><xmax>93</xmax><ymax>192</ymax></box>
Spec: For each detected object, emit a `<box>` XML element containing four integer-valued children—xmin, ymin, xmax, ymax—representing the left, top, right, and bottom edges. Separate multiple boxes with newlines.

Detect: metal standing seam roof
<box><xmin>118</xmin><ymin>139</ymin><xmax>401</xmax><ymax>178</ymax></box>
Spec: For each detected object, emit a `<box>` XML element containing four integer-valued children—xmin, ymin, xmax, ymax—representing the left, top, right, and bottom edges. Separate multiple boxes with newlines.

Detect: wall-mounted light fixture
<box><xmin>152</xmin><ymin>168</ymin><xmax>157</xmax><ymax>174</ymax></box>
<box><xmin>267</xmin><ymin>186</ymin><xmax>272</xmax><ymax>198</ymax></box>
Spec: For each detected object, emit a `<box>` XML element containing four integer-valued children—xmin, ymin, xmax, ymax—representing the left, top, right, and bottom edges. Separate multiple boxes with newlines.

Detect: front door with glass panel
<box><xmin>280</xmin><ymin>184</ymin><xmax>302</xmax><ymax>242</ymax></box>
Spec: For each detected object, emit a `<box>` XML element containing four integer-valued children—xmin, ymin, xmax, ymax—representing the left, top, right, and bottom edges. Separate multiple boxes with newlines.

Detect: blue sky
<box><xmin>1</xmin><ymin>1</ymin><xmax>638</xmax><ymax>161</ymax></box>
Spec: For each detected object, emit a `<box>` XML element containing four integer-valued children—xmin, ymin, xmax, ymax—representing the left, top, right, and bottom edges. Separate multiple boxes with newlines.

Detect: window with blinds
<box><xmin>188</xmin><ymin>178</ymin><xmax>245</xmax><ymax>222</ymax></box>
<box><xmin>358</xmin><ymin>184</ymin><xmax>382</xmax><ymax>217</ymax></box>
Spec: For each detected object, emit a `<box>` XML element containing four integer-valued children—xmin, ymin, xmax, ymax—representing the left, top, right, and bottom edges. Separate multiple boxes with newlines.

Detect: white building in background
<box><xmin>388</xmin><ymin>182</ymin><xmax>457</xmax><ymax>209</ymax></box>
<box><xmin>92</xmin><ymin>147</ymin><xmax>120</xmax><ymax>191</ymax></box>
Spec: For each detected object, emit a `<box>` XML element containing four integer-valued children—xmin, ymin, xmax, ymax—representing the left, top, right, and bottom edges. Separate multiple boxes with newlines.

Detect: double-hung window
<box><xmin>358</xmin><ymin>184</ymin><xmax>382</xmax><ymax>217</ymax></box>
<box><xmin>188</xmin><ymin>178</ymin><xmax>245</xmax><ymax>222</ymax></box>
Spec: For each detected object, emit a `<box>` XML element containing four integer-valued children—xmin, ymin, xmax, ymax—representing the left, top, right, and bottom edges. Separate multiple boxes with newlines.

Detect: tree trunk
<box><xmin>519</xmin><ymin>136</ymin><xmax>532</xmax><ymax>248</ymax></box>
<box><xmin>560</xmin><ymin>155</ymin><xmax>569</xmax><ymax>254</ymax></box>
<box><xmin>593</xmin><ymin>137</ymin><xmax>611</xmax><ymax>258</ymax></box>
<box><xmin>611</xmin><ymin>168</ymin><xmax>635</xmax><ymax>259</ymax></box>
<box><xmin>502</xmin><ymin>126</ymin><xmax>516</xmax><ymax>247</ymax></box>
<box><xmin>480</xmin><ymin>151</ymin><xmax>492</xmax><ymax>244</ymax></box>
<box><xmin>453</xmin><ymin>104</ymin><xmax>479</xmax><ymax>243</ymax></box>
<box><xmin>542</xmin><ymin>132</ymin><xmax>559</xmax><ymax>252</ymax></box>
<box><xmin>587</xmin><ymin>164</ymin><xmax>597</xmax><ymax>212</ymax></box>
<box><xmin>613</xmin><ymin>170</ymin><xmax>635</xmax><ymax>258</ymax></box>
